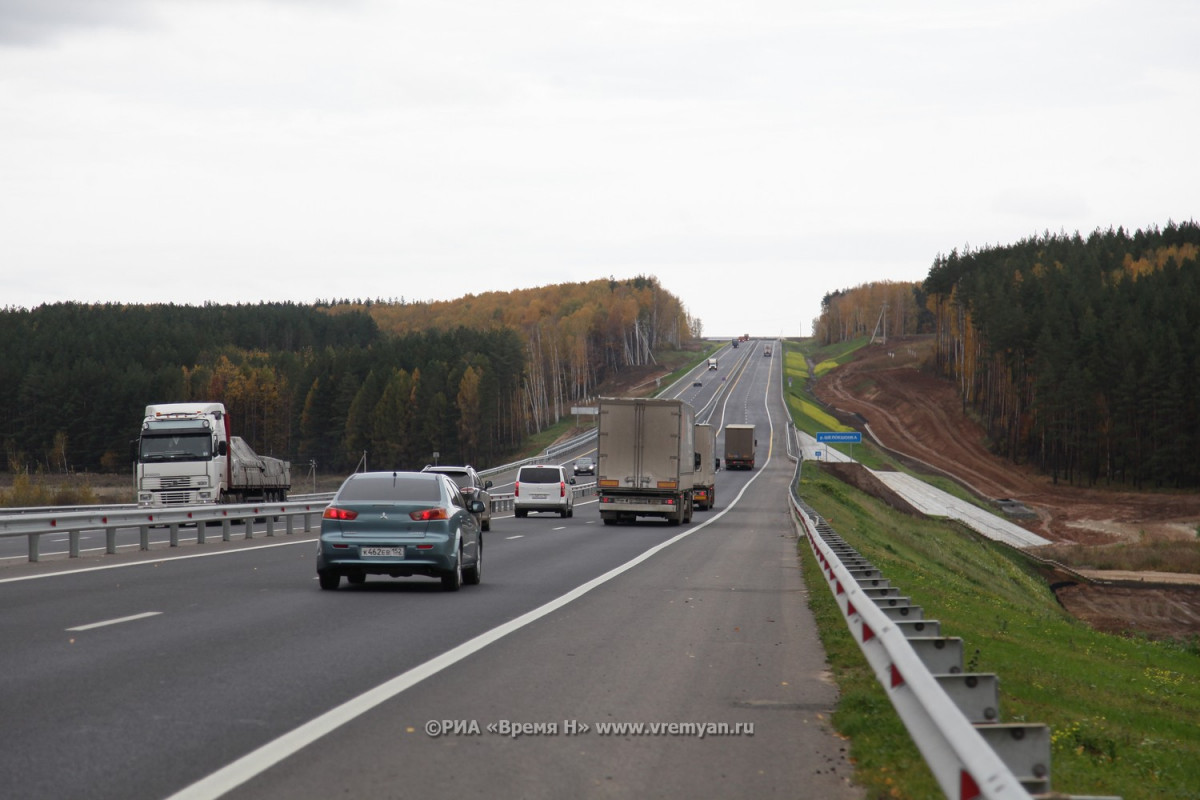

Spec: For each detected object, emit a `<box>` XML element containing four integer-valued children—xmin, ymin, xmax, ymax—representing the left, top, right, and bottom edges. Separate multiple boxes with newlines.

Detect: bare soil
<box><xmin>812</xmin><ymin>336</ymin><xmax>1200</xmax><ymax>641</ymax></box>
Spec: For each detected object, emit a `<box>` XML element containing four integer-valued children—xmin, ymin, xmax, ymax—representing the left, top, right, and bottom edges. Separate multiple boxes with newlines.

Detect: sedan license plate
<box><xmin>532</xmin><ymin>493</ymin><xmax>548</xmax><ymax>500</ymax></box>
<box><xmin>360</xmin><ymin>546</ymin><xmax>404</xmax><ymax>557</ymax></box>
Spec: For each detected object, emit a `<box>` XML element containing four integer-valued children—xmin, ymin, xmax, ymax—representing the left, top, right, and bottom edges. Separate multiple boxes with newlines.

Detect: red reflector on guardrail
<box><xmin>960</xmin><ymin>770</ymin><xmax>981</xmax><ymax>800</ymax></box>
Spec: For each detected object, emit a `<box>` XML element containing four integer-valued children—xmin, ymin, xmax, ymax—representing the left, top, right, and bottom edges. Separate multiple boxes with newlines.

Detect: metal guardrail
<box><xmin>0</xmin><ymin>501</ymin><xmax>331</xmax><ymax>563</ymax></box>
<box><xmin>789</xmin><ymin>487</ymin><xmax>1120</xmax><ymax>800</ymax></box>
<box><xmin>0</xmin><ymin>484</ymin><xmax>601</xmax><ymax>564</ymax></box>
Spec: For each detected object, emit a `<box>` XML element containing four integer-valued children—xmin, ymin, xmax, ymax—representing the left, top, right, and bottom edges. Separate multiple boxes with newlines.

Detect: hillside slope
<box><xmin>812</xmin><ymin>336</ymin><xmax>1200</xmax><ymax>639</ymax></box>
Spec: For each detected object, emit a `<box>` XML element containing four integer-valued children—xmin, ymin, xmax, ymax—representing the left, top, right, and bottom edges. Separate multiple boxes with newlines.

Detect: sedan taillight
<box><xmin>323</xmin><ymin>507</ymin><xmax>358</xmax><ymax>520</ymax></box>
<box><xmin>410</xmin><ymin>508</ymin><xmax>450</xmax><ymax>521</ymax></box>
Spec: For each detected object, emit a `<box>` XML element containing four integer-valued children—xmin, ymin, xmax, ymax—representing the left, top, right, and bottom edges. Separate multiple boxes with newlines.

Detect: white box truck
<box><xmin>723</xmin><ymin>423</ymin><xmax>756</xmax><ymax>470</ymax></box>
<box><xmin>693</xmin><ymin>423</ymin><xmax>717</xmax><ymax>510</ymax></box>
<box><xmin>597</xmin><ymin>397</ymin><xmax>697</xmax><ymax>525</ymax></box>
<box><xmin>135</xmin><ymin>402</ymin><xmax>291</xmax><ymax>507</ymax></box>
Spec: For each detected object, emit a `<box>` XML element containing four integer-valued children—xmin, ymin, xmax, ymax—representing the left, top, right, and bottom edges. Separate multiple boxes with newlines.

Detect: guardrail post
<box><xmin>244</xmin><ymin>515</ymin><xmax>253</xmax><ymax>539</ymax></box>
<box><xmin>69</xmin><ymin>530</ymin><xmax>80</xmax><ymax>558</ymax></box>
<box><xmin>908</xmin><ymin>637</ymin><xmax>964</xmax><ymax>674</ymax></box>
<box><xmin>106</xmin><ymin>527</ymin><xmax>117</xmax><ymax>555</ymax></box>
<box><xmin>28</xmin><ymin>532</ymin><xmax>39</xmax><ymax>563</ymax></box>
<box><xmin>222</xmin><ymin>518</ymin><xmax>231</xmax><ymax>542</ymax></box>
<box><xmin>286</xmin><ymin>513</ymin><xmax>295</xmax><ymax>535</ymax></box>
<box><xmin>976</xmin><ymin>724</ymin><xmax>1052</xmax><ymax>795</ymax></box>
<box><xmin>197</xmin><ymin>520</ymin><xmax>207</xmax><ymax>545</ymax></box>
<box><xmin>169</xmin><ymin>522</ymin><xmax>180</xmax><ymax>547</ymax></box>
<box><xmin>934</xmin><ymin>673</ymin><xmax>1000</xmax><ymax>723</ymax></box>
<box><xmin>265</xmin><ymin>514</ymin><xmax>275</xmax><ymax>537</ymax></box>
<box><xmin>140</xmin><ymin>525</ymin><xmax>150</xmax><ymax>550</ymax></box>
<box><xmin>303</xmin><ymin>510</ymin><xmax>313</xmax><ymax>533</ymax></box>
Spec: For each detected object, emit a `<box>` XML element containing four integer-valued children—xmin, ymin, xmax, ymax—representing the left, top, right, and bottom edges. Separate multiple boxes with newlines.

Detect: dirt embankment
<box><xmin>811</xmin><ymin>336</ymin><xmax>1200</xmax><ymax>640</ymax></box>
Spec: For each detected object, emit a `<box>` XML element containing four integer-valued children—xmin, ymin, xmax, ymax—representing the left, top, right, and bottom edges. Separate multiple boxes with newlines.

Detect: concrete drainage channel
<box><xmin>790</xmin><ymin>493</ymin><xmax>1120</xmax><ymax>800</ymax></box>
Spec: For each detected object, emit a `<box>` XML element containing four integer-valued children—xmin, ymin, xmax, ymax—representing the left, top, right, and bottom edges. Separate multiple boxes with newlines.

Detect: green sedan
<box><xmin>317</xmin><ymin>471</ymin><xmax>485</xmax><ymax>591</ymax></box>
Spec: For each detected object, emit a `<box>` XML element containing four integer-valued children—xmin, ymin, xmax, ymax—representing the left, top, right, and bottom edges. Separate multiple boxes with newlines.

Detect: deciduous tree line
<box><xmin>1</xmin><ymin>277</ymin><xmax>695</xmax><ymax>476</ymax></box>
<box><xmin>813</xmin><ymin>280</ymin><xmax>934</xmax><ymax>345</ymax></box>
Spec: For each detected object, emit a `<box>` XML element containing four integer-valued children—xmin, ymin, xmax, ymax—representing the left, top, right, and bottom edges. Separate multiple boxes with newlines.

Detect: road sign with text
<box><xmin>816</xmin><ymin>431</ymin><xmax>862</xmax><ymax>443</ymax></box>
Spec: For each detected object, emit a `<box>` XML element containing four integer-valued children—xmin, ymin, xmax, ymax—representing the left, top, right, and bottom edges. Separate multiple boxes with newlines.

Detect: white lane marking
<box><xmin>66</xmin><ymin>611</ymin><xmax>163</xmax><ymax>631</ymax></box>
<box><xmin>505</xmin><ymin>535</ymin><xmax>524</xmax><ymax>540</ymax></box>
<box><xmin>0</xmin><ymin>538</ymin><xmax>316</xmax><ymax>583</ymax></box>
<box><xmin>166</xmin><ymin>460</ymin><xmax>772</xmax><ymax>800</ymax></box>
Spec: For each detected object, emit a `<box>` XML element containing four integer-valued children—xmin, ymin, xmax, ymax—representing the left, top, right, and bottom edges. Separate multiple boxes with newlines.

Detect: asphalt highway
<box><xmin>0</xmin><ymin>341</ymin><xmax>862</xmax><ymax>800</ymax></box>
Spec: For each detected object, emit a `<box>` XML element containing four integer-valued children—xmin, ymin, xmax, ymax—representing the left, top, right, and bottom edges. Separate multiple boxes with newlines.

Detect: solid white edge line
<box><xmin>168</xmin><ymin>443</ymin><xmax>777</xmax><ymax>800</ymax></box>
<box><xmin>66</xmin><ymin>611</ymin><xmax>163</xmax><ymax>631</ymax></box>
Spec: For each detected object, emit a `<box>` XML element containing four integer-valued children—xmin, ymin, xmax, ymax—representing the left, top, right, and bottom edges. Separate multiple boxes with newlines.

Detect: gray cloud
<box><xmin>0</xmin><ymin>0</ymin><xmax>155</xmax><ymax>45</ymax></box>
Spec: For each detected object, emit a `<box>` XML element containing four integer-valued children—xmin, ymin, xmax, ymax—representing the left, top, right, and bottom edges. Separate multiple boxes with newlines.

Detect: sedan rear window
<box><xmin>519</xmin><ymin>468</ymin><xmax>562</xmax><ymax>483</ymax></box>
<box><xmin>338</xmin><ymin>475</ymin><xmax>441</xmax><ymax>502</ymax></box>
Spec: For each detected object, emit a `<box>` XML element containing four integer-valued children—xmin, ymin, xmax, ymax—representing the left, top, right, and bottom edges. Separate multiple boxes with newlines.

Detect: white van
<box><xmin>514</xmin><ymin>464</ymin><xmax>576</xmax><ymax>518</ymax></box>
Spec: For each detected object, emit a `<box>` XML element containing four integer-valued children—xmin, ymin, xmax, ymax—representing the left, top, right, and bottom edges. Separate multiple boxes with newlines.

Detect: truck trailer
<box><xmin>597</xmin><ymin>397</ymin><xmax>697</xmax><ymax>525</ymax></box>
<box><xmin>135</xmin><ymin>402</ymin><xmax>291</xmax><ymax>507</ymax></box>
<box><xmin>692</xmin><ymin>423</ymin><xmax>717</xmax><ymax>510</ymax></box>
<box><xmin>723</xmin><ymin>423</ymin><xmax>756</xmax><ymax>470</ymax></box>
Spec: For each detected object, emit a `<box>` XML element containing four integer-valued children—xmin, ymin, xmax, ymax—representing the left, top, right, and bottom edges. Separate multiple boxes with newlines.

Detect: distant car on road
<box><xmin>573</xmin><ymin>456</ymin><xmax>595</xmax><ymax>476</ymax></box>
<box><xmin>693</xmin><ymin>380</ymin><xmax>703</xmax><ymax>387</ymax></box>
<box><xmin>317</xmin><ymin>471</ymin><xmax>484</xmax><ymax>591</ymax></box>
<box><xmin>422</xmin><ymin>464</ymin><xmax>493</xmax><ymax>530</ymax></box>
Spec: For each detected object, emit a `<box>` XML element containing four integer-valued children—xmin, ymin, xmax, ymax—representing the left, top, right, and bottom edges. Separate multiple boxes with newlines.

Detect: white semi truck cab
<box><xmin>136</xmin><ymin>403</ymin><xmax>290</xmax><ymax>507</ymax></box>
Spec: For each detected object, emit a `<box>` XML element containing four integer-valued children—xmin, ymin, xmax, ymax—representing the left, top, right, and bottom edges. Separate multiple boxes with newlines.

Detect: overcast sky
<box><xmin>2</xmin><ymin>0</ymin><xmax>1196</xmax><ymax>337</ymax></box>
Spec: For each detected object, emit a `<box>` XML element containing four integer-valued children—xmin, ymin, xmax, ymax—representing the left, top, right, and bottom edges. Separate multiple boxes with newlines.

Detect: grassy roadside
<box><xmin>786</xmin><ymin>337</ymin><xmax>1200</xmax><ymax>799</ymax></box>
<box><xmin>796</xmin><ymin>462</ymin><xmax>1200</xmax><ymax>798</ymax></box>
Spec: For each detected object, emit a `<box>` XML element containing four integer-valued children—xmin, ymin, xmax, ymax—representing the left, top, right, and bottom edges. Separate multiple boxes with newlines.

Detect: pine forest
<box><xmin>922</xmin><ymin>220</ymin><xmax>1199</xmax><ymax>488</ymax></box>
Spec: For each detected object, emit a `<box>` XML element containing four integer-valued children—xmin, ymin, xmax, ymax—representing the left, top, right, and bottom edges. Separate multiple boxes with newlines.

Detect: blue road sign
<box><xmin>816</xmin><ymin>431</ymin><xmax>862</xmax><ymax>443</ymax></box>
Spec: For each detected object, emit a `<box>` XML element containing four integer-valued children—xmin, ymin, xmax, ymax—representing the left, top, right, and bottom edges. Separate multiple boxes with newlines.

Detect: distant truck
<box><xmin>692</xmin><ymin>423</ymin><xmax>717</xmax><ymax>510</ymax></box>
<box><xmin>597</xmin><ymin>397</ymin><xmax>697</xmax><ymax>525</ymax></box>
<box><xmin>707</xmin><ymin>358</ymin><xmax>719</xmax><ymax>370</ymax></box>
<box><xmin>135</xmin><ymin>403</ymin><xmax>291</xmax><ymax>507</ymax></box>
<box><xmin>723</xmin><ymin>424</ymin><xmax>757</xmax><ymax>470</ymax></box>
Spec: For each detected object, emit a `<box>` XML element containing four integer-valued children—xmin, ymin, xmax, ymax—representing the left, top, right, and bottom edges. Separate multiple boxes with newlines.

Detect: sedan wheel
<box><xmin>464</xmin><ymin>541</ymin><xmax>482</xmax><ymax>585</ymax></box>
<box><xmin>318</xmin><ymin>572</ymin><xmax>340</xmax><ymax>591</ymax></box>
<box><xmin>442</xmin><ymin>548</ymin><xmax>463</xmax><ymax>592</ymax></box>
